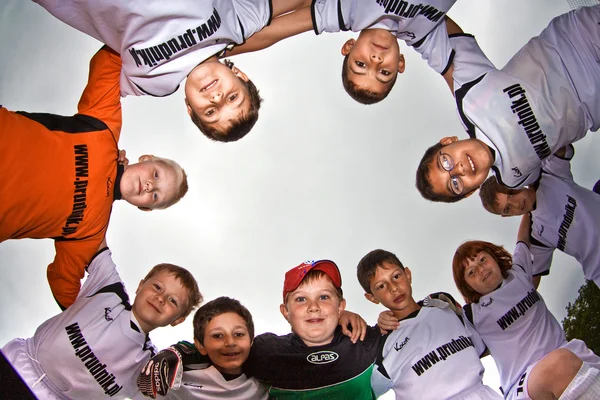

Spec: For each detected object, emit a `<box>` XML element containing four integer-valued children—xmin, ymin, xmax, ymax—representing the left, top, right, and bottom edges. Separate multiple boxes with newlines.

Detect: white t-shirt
<box><xmin>311</xmin><ymin>0</ymin><xmax>456</xmax><ymax>73</ymax></box>
<box><xmin>464</xmin><ymin>242</ymin><xmax>566</xmax><ymax>395</ymax></box>
<box><xmin>161</xmin><ymin>364</ymin><xmax>268</xmax><ymax>400</ymax></box>
<box><xmin>24</xmin><ymin>248</ymin><xmax>156</xmax><ymax>399</ymax></box>
<box><xmin>530</xmin><ymin>150</ymin><xmax>600</xmax><ymax>286</ymax></box>
<box><xmin>371</xmin><ymin>304</ymin><xmax>491</xmax><ymax>399</ymax></box>
<box><xmin>446</xmin><ymin>5</ymin><xmax>600</xmax><ymax>188</ymax></box>
<box><xmin>34</xmin><ymin>0</ymin><xmax>272</xmax><ymax>96</ymax></box>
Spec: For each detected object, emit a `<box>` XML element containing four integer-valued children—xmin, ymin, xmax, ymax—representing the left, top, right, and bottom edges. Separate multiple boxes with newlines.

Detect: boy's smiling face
<box><xmin>428</xmin><ymin>136</ymin><xmax>494</xmax><ymax>198</ymax></box>
<box><xmin>494</xmin><ymin>188</ymin><xmax>536</xmax><ymax>216</ymax></box>
<box><xmin>280</xmin><ymin>275</ymin><xmax>346</xmax><ymax>347</ymax></box>
<box><xmin>185</xmin><ymin>59</ymin><xmax>251</xmax><ymax>135</ymax></box>
<box><xmin>120</xmin><ymin>155</ymin><xmax>182</xmax><ymax>211</ymax></box>
<box><xmin>195</xmin><ymin>312</ymin><xmax>252</xmax><ymax>375</ymax></box>
<box><xmin>132</xmin><ymin>270</ymin><xmax>189</xmax><ymax>333</ymax></box>
<box><xmin>365</xmin><ymin>262</ymin><xmax>418</xmax><ymax>318</ymax></box>
<box><xmin>341</xmin><ymin>29</ymin><xmax>405</xmax><ymax>97</ymax></box>
<box><xmin>463</xmin><ymin>251</ymin><xmax>503</xmax><ymax>297</ymax></box>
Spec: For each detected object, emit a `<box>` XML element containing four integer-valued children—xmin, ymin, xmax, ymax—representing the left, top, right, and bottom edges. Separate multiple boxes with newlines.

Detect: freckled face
<box><xmin>280</xmin><ymin>276</ymin><xmax>345</xmax><ymax>347</ymax></box>
<box><xmin>463</xmin><ymin>251</ymin><xmax>503</xmax><ymax>296</ymax></box>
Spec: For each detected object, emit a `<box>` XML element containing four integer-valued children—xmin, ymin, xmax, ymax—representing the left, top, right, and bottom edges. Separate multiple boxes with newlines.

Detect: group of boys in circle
<box><xmin>1</xmin><ymin>0</ymin><xmax>599</xmax><ymax>399</ymax></box>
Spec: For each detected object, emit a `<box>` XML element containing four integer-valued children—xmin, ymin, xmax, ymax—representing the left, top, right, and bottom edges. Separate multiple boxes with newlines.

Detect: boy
<box><xmin>1</xmin><ymin>238</ymin><xmax>202</xmax><ymax>399</ymax></box>
<box><xmin>226</xmin><ymin>0</ymin><xmax>457</xmax><ymax>104</ymax></box>
<box><xmin>416</xmin><ymin>5</ymin><xmax>600</xmax><ymax>202</ymax></box>
<box><xmin>478</xmin><ymin>145</ymin><xmax>600</xmax><ymax>289</ymax></box>
<box><xmin>358</xmin><ymin>249</ymin><xmax>501</xmax><ymax>399</ymax></box>
<box><xmin>0</xmin><ymin>46</ymin><xmax>189</xmax><ymax>310</ymax></box>
<box><xmin>139</xmin><ymin>260</ymin><xmax>384</xmax><ymax>399</ymax></box>
<box><xmin>145</xmin><ymin>296</ymin><xmax>269</xmax><ymax>399</ymax></box>
<box><xmin>34</xmin><ymin>0</ymin><xmax>308</xmax><ymax>142</ymax></box>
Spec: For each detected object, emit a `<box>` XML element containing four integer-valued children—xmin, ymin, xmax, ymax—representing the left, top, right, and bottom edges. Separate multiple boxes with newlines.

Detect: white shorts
<box><xmin>449</xmin><ymin>382</ymin><xmax>503</xmax><ymax>400</ymax></box>
<box><xmin>2</xmin><ymin>338</ymin><xmax>67</xmax><ymax>400</ymax></box>
<box><xmin>507</xmin><ymin>339</ymin><xmax>600</xmax><ymax>400</ymax></box>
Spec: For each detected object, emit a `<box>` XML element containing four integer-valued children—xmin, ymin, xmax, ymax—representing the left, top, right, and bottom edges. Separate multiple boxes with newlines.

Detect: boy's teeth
<box><xmin>467</xmin><ymin>155</ymin><xmax>475</xmax><ymax>172</ymax></box>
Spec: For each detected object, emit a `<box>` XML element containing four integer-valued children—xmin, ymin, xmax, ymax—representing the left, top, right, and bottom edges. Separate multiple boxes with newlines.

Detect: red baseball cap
<box><xmin>282</xmin><ymin>260</ymin><xmax>342</xmax><ymax>302</ymax></box>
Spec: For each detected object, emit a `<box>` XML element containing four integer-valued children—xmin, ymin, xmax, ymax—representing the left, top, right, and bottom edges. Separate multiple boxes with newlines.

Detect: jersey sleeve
<box><xmin>512</xmin><ymin>241</ymin><xmax>534</xmax><ymax>280</ymax></box>
<box><xmin>47</xmin><ymin>230</ymin><xmax>106</xmax><ymax>309</ymax></box>
<box><xmin>79</xmin><ymin>247</ymin><xmax>123</xmax><ymax>297</ymax></box>
<box><xmin>540</xmin><ymin>145</ymin><xmax>574</xmax><ymax>181</ymax></box>
<box><xmin>529</xmin><ymin>241</ymin><xmax>554</xmax><ymax>277</ymax></box>
<box><xmin>461</xmin><ymin>308</ymin><xmax>488</xmax><ymax>357</ymax></box>
<box><xmin>234</xmin><ymin>0</ymin><xmax>273</xmax><ymax>39</ymax></box>
<box><xmin>411</xmin><ymin>20</ymin><xmax>455</xmax><ymax>74</ymax></box>
<box><xmin>311</xmin><ymin>0</ymin><xmax>343</xmax><ymax>34</ymax></box>
<box><xmin>370</xmin><ymin>363</ymin><xmax>394</xmax><ymax>398</ymax></box>
<box><xmin>448</xmin><ymin>34</ymin><xmax>496</xmax><ymax>94</ymax></box>
<box><xmin>77</xmin><ymin>46</ymin><xmax>123</xmax><ymax>143</ymax></box>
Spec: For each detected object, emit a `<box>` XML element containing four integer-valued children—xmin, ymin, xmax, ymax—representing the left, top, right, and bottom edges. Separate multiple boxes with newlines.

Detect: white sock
<box><xmin>559</xmin><ymin>363</ymin><xmax>600</xmax><ymax>400</ymax></box>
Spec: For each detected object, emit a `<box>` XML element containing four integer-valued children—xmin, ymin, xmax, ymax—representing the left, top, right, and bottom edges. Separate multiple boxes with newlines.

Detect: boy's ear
<box><xmin>337</xmin><ymin>298</ymin><xmax>347</xmax><ymax>316</ymax></box>
<box><xmin>397</xmin><ymin>54</ymin><xmax>406</xmax><ymax>74</ymax></box>
<box><xmin>341</xmin><ymin>39</ymin><xmax>356</xmax><ymax>56</ymax></box>
<box><xmin>185</xmin><ymin>98</ymin><xmax>193</xmax><ymax>118</ymax></box>
<box><xmin>138</xmin><ymin>206</ymin><xmax>153</xmax><ymax>212</ymax></box>
<box><xmin>170</xmin><ymin>315</ymin><xmax>186</xmax><ymax>327</ymax></box>
<box><xmin>231</xmin><ymin>66</ymin><xmax>249</xmax><ymax>82</ymax></box>
<box><xmin>138</xmin><ymin>154</ymin><xmax>155</xmax><ymax>163</ymax></box>
<box><xmin>405</xmin><ymin>267</ymin><xmax>412</xmax><ymax>284</ymax></box>
<box><xmin>439</xmin><ymin>136</ymin><xmax>459</xmax><ymax>146</ymax></box>
<box><xmin>279</xmin><ymin>303</ymin><xmax>290</xmax><ymax>322</ymax></box>
<box><xmin>194</xmin><ymin>338</ymin><xmax>208</xmax><ymax>356</ymax></box>
<box><xmin>364</xmin><ymin>293</ymin><xmax>379</xmax><ymax>305</ymax></box>
<box><xmin>135</xmin><ymin>280</ymin><xmax>144</xmax><ymax>295</ymax></box>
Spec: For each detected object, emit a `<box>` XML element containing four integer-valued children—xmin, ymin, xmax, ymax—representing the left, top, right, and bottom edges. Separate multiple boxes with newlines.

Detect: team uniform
<box><xmin>160</xmin><ymin>364</ymin><xmax>268</xmax><ymax>400</ymax></box>
<box><xmin>371</xmin><ymin>303</ymin><xmax>501</xmax><ymax>399</ymax></box>
<box><xmin>463</xmin><ymin>242</ymin><xmax>600</xmax><ymax>399</ymax></box>
<box><xmin>0</xmin><ymin>47</ymin><xmax>122</xmax><ymax>309</ymax></box>
<box><xmin>34</xmin><ymin>0</ymin><xmax>273</xmax><ymax>97</ymax></box>
<box><xmin>529</xmin><ymin>146</ymin><xmax>600</xmax><ymax>287</ymax></box>
<box><xmin>447</xmin><ymin>5</ymin><xmax>600</xmax><ymax>188</ymax></box>
<box><xmin>2</xmin><ymin>248</ymin><xmax>156</xmax><ymax>400</ymax></box>
<box><xmin>243</xmin><ymin>325</ymin><xmax>382</xmax><ymax>399</ymax></box>
<box><xmin>311</xmin><ymin>0</ymin><xmax>456</xmax><ymax>73</ymax></box>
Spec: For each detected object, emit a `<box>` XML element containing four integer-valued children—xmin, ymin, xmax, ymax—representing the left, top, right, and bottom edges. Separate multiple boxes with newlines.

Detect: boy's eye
<box><xmin>228</xmin><ymin>94</ymin><xmax>238</xmax><ymax>102</ymax></box>
<box><xmin>450</xmin><ymin>176</ymin><xmax>462</xmax><ymax>194</ymax></box>
<box><xmin>205</xmin><ymin>108</ymin><xmax>215</xmax><ymax>117</ymax></box>
<box><xmin>234</xmin><ymin>332</ymin><xmax>246</xmax><ymax>338</ymax></box>
<box><xmin>467</xmin><ymin>270</ymin><xmax>474</xmax><ymax>277</ymax></box>
<box><xmin>355</xmin><ymin>61</ymin><xmax>366</xmax><ymax>68</ymax></box>
<box><xmin>319</xmin><ymin>294</ymin><xmax>330</xmax><ymax>301</ymax></box>
<box><xmin>153</xmin><ymin>192</ymin><xmax>158</xmax><ymax>201</ymax></box>
<box><xmin>377</xmin><ymin>283</ymin><xmax>385</xmax><ymax>290</ymax></box>
<box><xmin>393</xmin><ymin>273</ymin><xmax>401</xmax><ymax>280</ymax></box>
<box><xmin>169</xmin><ymin>297</ymin><xmax>178</xmax><ymax>306</ymax></box>
<box><xmin>212</xmin><ymin>333</ymin><xmax>223</xmax><ymax>339</ymax></box>
<box><xmin>380</xmin><ymin>69</ymin><xmax>391</xmax><ymax>76</ymax></box>
<box><xmin>295</xmin><ymin>296</ymin><xmax>306</xmax><ymax>303</ymax></box>
<box><xmin>154</xmin><ymin>171</ymin><xmax>159</xmax><ymax>180</ymax></box>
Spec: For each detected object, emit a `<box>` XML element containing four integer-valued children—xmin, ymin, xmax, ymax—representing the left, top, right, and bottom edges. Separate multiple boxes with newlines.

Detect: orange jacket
<box><xmin>0</xmin><ymin>47</ymin><xmax>122</xmax><ymax>309</ymax></box>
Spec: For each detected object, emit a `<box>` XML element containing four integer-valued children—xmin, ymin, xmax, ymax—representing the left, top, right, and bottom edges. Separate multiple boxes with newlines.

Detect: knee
<box><xmin>530</xmin><ymin>349</ymin><xmax>582</xmax><ymax>398</ymax></box>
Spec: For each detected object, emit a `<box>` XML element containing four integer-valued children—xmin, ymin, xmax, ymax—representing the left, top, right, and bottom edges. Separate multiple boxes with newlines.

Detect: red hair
<box><xmin>452</xmin><ymin>240</ymin><xmax>512</xmax><ymax>304</ymax></box>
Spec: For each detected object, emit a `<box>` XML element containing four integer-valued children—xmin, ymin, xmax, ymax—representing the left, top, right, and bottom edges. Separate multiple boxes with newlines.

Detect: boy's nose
<box><xmin>210</xmin><ymin>91</ymin><xmax>223</xmax><ymax>103</ymax></box>
<box><xmin>145</xmin><ymin>181</ymin><xmax>154</xmax><ymax>192</ymax></box>
<box><xmin>370</xmin><ymin>54</ymin><xmax>382</xmax><ymax>63</ymax></box>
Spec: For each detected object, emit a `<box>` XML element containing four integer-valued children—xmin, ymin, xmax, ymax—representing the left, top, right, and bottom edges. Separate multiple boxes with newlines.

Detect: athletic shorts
<box><xmin>448</xmin><ymin>382</ymin><xmax>503</xmax><ymax>400</ymax></box>
<box><xmin>2</xmin><ymin>338</ymin><xmax>67</xmax><ymax>400</ymax></box>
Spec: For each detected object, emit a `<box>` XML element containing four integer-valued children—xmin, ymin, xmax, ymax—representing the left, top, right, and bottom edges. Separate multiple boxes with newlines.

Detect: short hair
<box><xmin>415</xmin><ymin>142</ymin><xmax>470</xmax><ymax>203</ymax></box>
<box><xmin>190</xmin><ymin>61</ymin><xmax>262</xmax><ymax>142</ymax></box>
<box><xmin>341</xmin><ymin>55</ymin><xmax>396</xmax><ymax>105</ymax></box>
<box><xmin>193</xmin><ymin>296</ymin><xmax>254</xmax><ymax>346</ymax></box>
<box><xmin>155</xmin><ymin>157</ymin><xmax>189</xmax><ymax>208</ymax></box>
<box><xmin>452</xmin><ymin>241</ymin><xmax>513</xmax><ymax>304</ymax></box>
<box><xmin>143</xmin><ymin>263</ymin><xmax>202</xmax><ymax>318</ymax></box>
<box><xmin>286</xmin><ymin>270</ymin><xmax>344</xmax><ymax>305</ymax></box>
<box><xmin>479</xmin><ymin>176</ymin><xmax>517</xmax><ymax>215</ymax></box>
<box><xmin>357</xmin><ymin>249</ymin><xmax>405</xmax><ymax>294</ymax></box>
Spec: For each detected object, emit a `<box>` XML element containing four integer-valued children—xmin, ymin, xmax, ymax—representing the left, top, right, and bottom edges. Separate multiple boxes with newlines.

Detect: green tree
<box><xmin>562</xmin><ymin>280</ymin><xmax>600</xmax><ymax>355</ymax></box>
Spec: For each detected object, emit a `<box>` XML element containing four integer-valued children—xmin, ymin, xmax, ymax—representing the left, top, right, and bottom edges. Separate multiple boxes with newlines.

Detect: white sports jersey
<box><xmin>530</xmin><ymin>150</ymin><xmax>600</xmax><ymax>287</ymax></box>
<box><xmin>34</xmin><ymin>0</ymin><xmax>272</xmax><ymax>97</ymax></box>
<box><xmin>447</xmin><ymin>5</ymin><xmax>600</xmax><ymax>188</ymax></box>
<box><xmin>464</xmin><ymin>242</ymin><xmax>567</xmax><ymax>396</ymax></box>
<box><xmin>370</xmin><ymin>304</ymin><xmax>497</xmax><ymax>399</ymax></box>
<box><xmin>311</xmin><ymin>0</ymin><xmax>456</xmax><ymax>73</ymax></box>
<box><xmin>3</xmin><ymin>248</ymin><xmax>156</xmax><ymax>399</ymax></box>
<box><xmin>161</xmin><ymin>364</ymin><xmax>268</xmax><ymax>400</ymax></box>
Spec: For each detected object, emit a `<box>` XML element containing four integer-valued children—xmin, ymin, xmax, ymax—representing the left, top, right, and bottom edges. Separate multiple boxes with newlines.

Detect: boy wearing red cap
<box><xmin>139</xmin><ymin>259</ymin><xmax>383</xmax><ymax>399</ymax></box>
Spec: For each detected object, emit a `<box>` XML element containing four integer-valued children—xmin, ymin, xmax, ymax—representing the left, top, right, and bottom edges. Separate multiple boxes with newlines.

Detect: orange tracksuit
<box><xmin>0</xmin><ymin>47</ymin><xmax>122</xmax><ymax>309</ymax></box>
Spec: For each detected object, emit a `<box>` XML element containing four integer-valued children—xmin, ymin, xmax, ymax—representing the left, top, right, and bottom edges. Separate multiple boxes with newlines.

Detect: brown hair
<box><xmin>479</xmin><ymin>176</ymin><xmax>520</xmax><ymax>215</ymax></box>
<box><xmin>357</xmin><ymin>249</ymin><xmax>405</xmax><ymax>294</ymax></box>
<box><xmin>341</xmin><ymin>55</ymin><xmax>396</xmax><ymax>105</ymax></box>
<box><xmin>143</xmin><ymin>263</ymin><xmax>202</xmax><ymax>318</ymax></box>
<box><xmin>193</xmin><ymin>296</ymin><xmax>254</xmax><ymax>346</ymax></box>
<box><xmin>452</xmin><ymin>241</ymin><xmax>513</xmax><ymax>304</ymax></box>
<box><xmin>285</xmin><ymin>270</ymin><xmax>344</xmax><ymax>305</ymax></box>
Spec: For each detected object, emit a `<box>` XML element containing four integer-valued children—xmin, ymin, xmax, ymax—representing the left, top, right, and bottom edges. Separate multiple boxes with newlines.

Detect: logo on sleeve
<box><xmin>307</xmin><ymin>351</ymin><xmax>339</xmax><ymax>364</ymax></box>
<box><xmin>511</xmin><ymin>166</ymin><xmax>522</xmax><ymax>178</ymax></box>
<box><xmin>394</xmin><ymin>336</ymin><xmax>410</xmax><ymax>351</ymax></box>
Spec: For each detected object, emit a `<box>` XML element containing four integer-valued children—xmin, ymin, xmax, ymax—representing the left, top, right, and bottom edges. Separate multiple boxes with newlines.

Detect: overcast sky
<box><xmin>1</xmin><ymin>0</ymin><xmax>596</xmax><ymax>397</ymax></box>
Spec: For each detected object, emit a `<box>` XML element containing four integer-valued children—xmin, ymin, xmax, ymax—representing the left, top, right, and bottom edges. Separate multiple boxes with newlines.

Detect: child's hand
<box><xmin>339</xmin><ymin>310</ymin><xmax>367</xmax><ymax>343</ymax></box>
<box><xmin>117</xmin><ymin>149</ymin><xmax>129</xmax><ymax>166</ymax></box>
<box><xmin>377</xmin><ymin>310</ymin><xmax>400</xmax><ymax>334</ymax></box>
